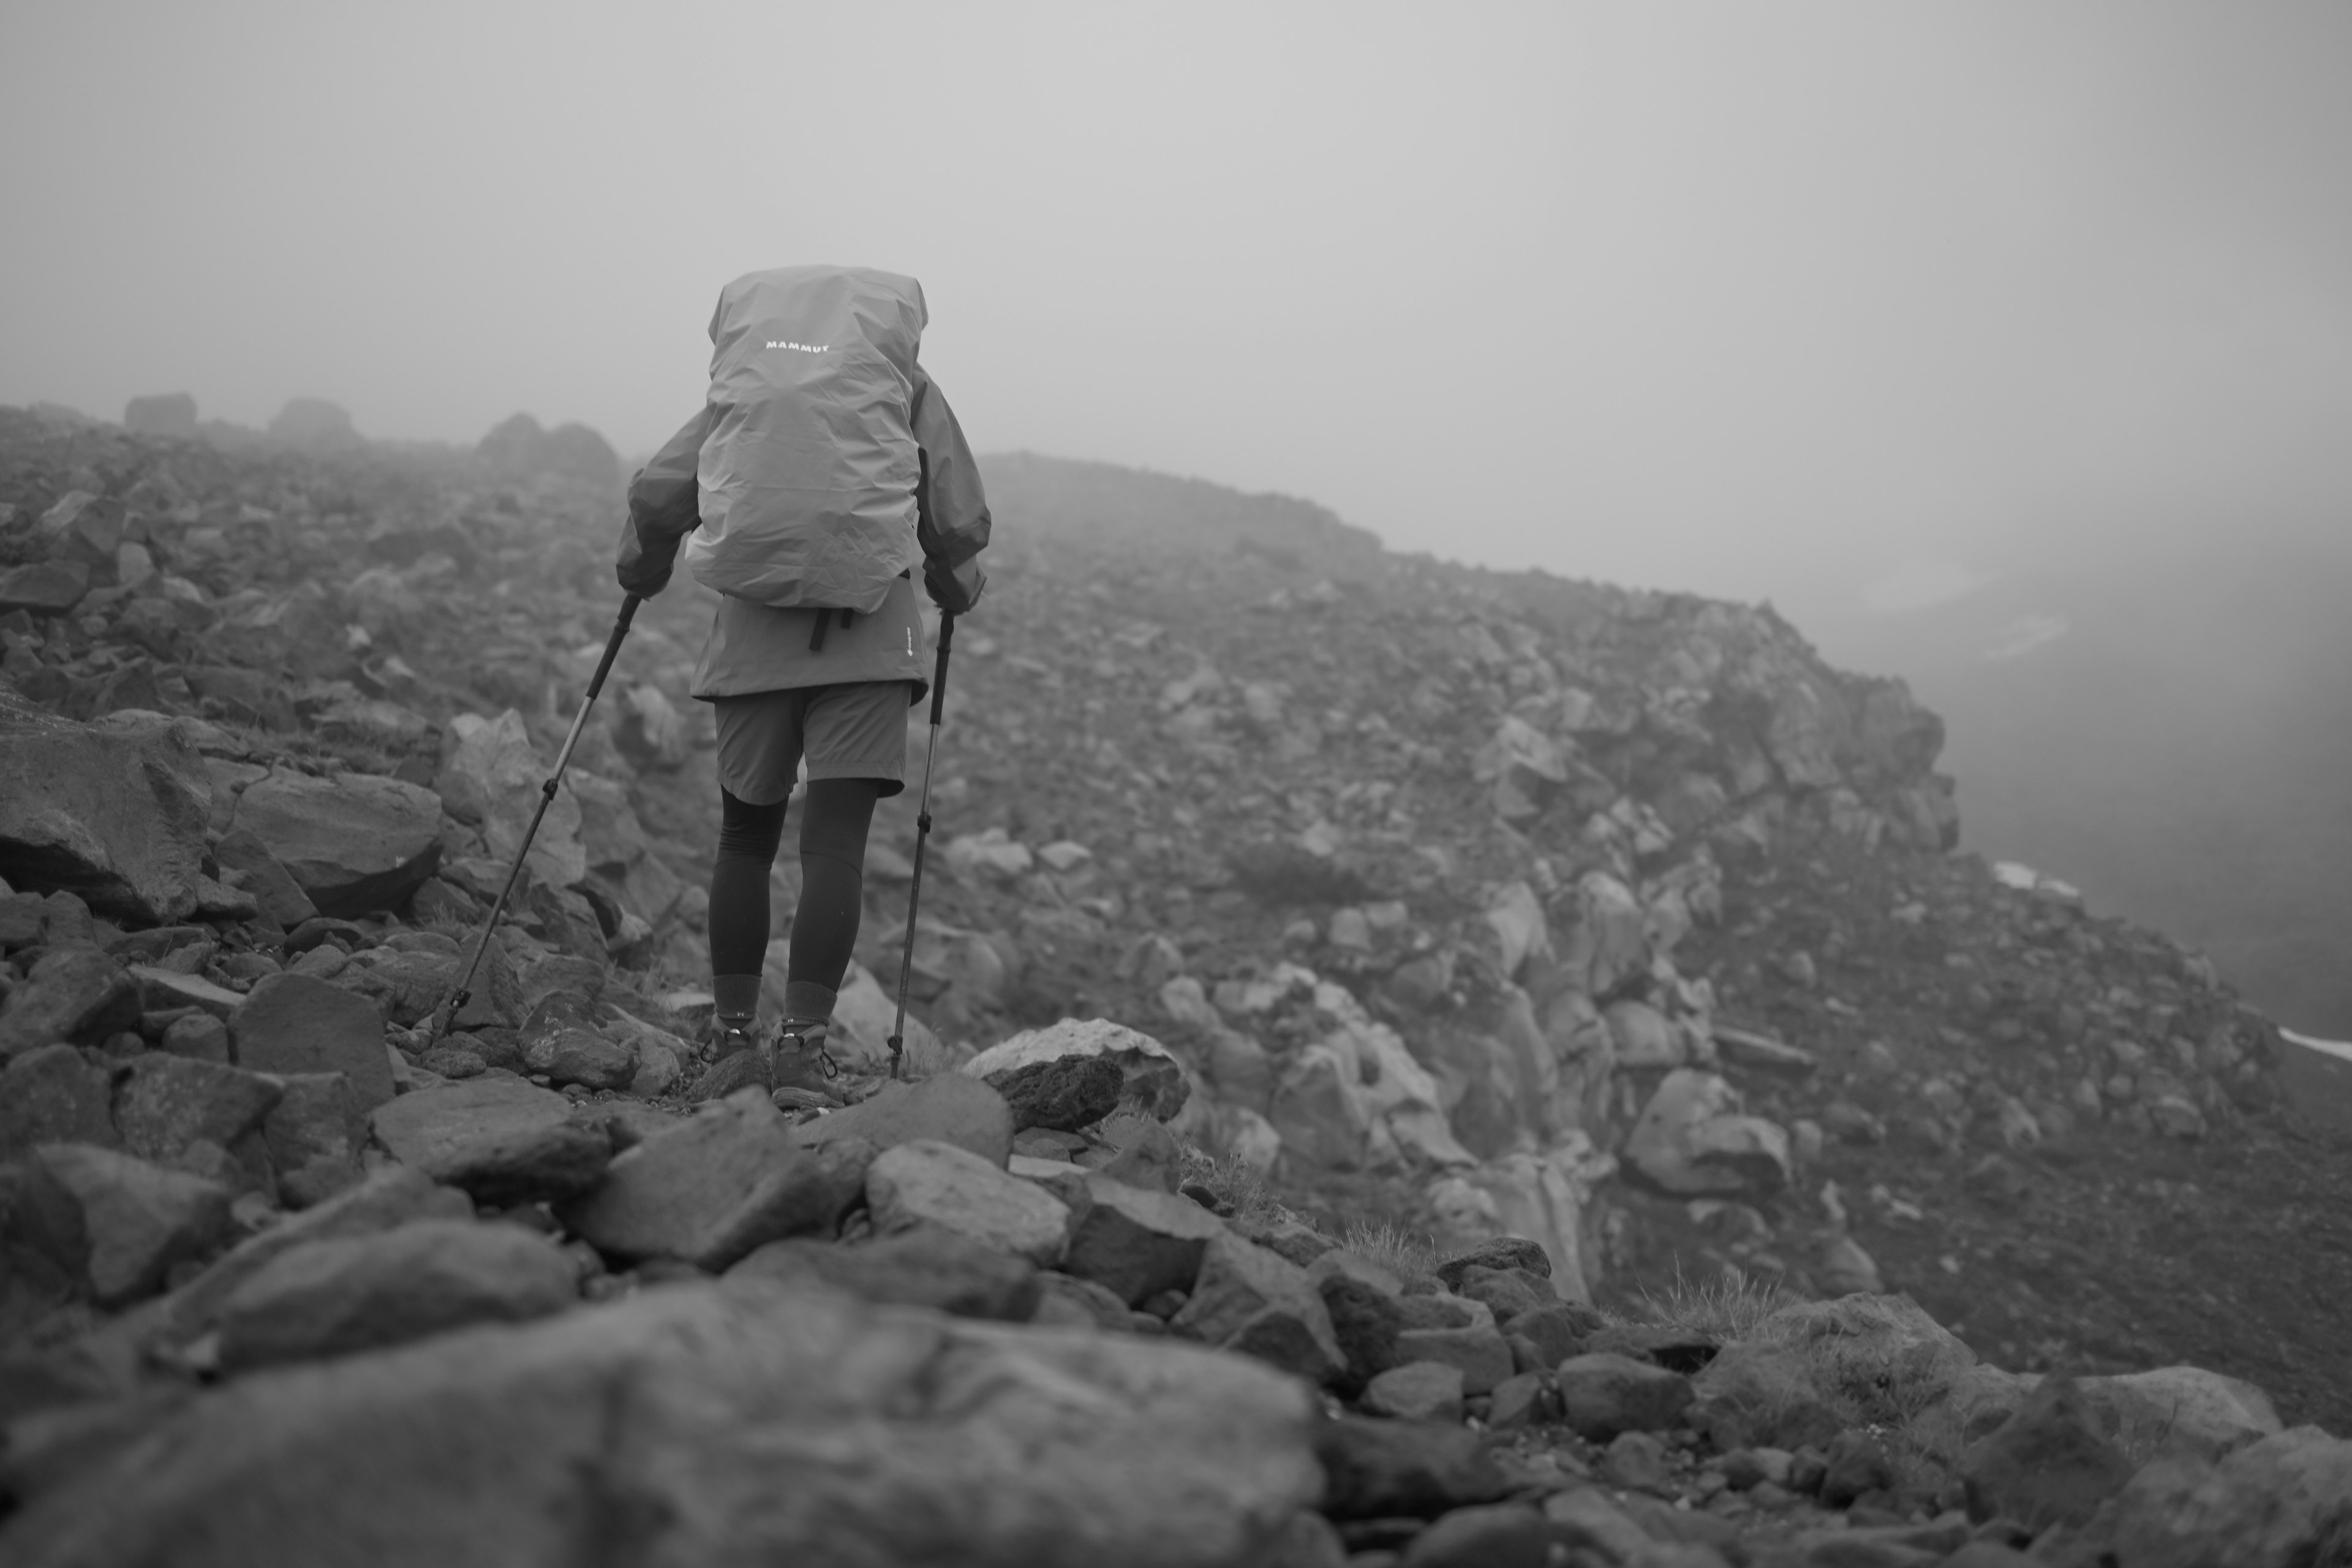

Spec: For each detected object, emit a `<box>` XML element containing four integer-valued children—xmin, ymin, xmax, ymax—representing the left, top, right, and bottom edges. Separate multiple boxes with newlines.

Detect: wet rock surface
<box><xmin>1</xmin><ymin>410</ymin><xmax>2349</xmax><ymax>1564</ymax></box>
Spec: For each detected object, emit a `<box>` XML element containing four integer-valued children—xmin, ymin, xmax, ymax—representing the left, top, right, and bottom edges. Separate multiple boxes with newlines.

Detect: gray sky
<box><xmin>4</xmin><ymin>1</ymin><xmax>2347</xmax><ymax>608</ymax></box>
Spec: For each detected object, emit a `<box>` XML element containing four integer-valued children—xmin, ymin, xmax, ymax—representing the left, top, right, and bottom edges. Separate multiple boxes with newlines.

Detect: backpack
<box><xmin>681</xmin><ymin>265</ymin><xmax>929</xmax><ymax>613</ymax></box>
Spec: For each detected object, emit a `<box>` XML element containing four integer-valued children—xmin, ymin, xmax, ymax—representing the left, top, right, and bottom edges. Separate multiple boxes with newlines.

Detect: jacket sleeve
<box><xmin>910</xmin><ymin>368</ymin><xmax>990</xmax><ymax>615</ymax></box>
<box><xmin>614</xmin><ymin>405</ymin><xmax>714</xmax><ymax>597</ymax></box>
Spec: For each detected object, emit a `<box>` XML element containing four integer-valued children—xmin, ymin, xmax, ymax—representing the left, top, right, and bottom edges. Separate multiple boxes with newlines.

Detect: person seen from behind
<box><xmin>614</xmin><ymin>265</ymin><xmax>989</xmax><ymax>1099</ymax></box>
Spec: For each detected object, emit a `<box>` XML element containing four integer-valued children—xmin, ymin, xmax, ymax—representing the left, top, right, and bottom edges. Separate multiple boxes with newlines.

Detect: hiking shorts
<box><xmin>711</xmin><ymin>680</ymin><xmax>914</xmax><ymax>805</ymax></box>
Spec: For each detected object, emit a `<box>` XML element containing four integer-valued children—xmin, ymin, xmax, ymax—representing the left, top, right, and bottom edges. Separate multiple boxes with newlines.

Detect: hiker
<box><xmin>614</xmin><ymin>265</ymin><xmax>990</xmax><ymax>1097</ymax></box>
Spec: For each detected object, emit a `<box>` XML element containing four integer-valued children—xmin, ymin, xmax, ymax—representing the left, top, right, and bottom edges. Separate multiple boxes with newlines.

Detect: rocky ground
<box><xmin>1</xmin><ymin>405</ymin><xmax>2347</xmax><ymax>1565</ymax></box>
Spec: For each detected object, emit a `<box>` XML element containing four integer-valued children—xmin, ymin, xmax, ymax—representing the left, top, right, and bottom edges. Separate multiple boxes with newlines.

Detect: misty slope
<box><xmin>1807</xmin><ymin>534</ymin><xmax>2352</xmax><ymax>1039</ymax></box>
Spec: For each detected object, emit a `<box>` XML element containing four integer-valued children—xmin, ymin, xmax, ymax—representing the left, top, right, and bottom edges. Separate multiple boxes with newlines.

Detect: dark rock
<box><xmin>982</xmin><ymin>1053</ymin><xmax>1125</xmax><ymax>1133</ymax></box>
<box><xmin>1168</xmin><ymin>1231</ymin><xmax>1344</xmax><ymax>1385</ymax></box>
<box><xmin>0</xmin><ymin>1043</ymin><xmax>119</xmax><ymax>1158</ymax></box>
<box><xmin>1059</xmin><ymin>1171</ymin><xmax>1227</xmax><ymax>1305</ymax></box>
<box><xmin>1542</xmin><ymin>1488</ymin><xmax>1664</xmax><ymax>1563</ymax></box>
<box><xmin>0</xmin><ymin>690</ymin><xmax>211</xmax><ymax>922</ymax></box>
<box><xmin>1599</xmin><ymin>1428</ymin><xmax>1674</xmax><ymax>1491</ymax></box>
<box><xmin>0</xmin><ymin>947</ymin><xmax>140</xmax><ymax>1058</ymax></box>
<box><xmin>31</xmin><ymin>1142</ymin><xmax>233</xmax><ymax>1305</ymax></box>
<box><xmin>1035</xmin><ymin>1270</ymin><xmax>1132</xmax><ymax>1329</ymax></box>
<box><xmin>1315</xmin><ymin>1415</ymin><xmax>1509</xmax><ymax>1519</ymax></box>
<box><xmin>1553</xmin><ymin>1352</ymin><xmax>1696</xmax><ymax>1441</ymax></box>
<box><xmin>124</xmin><ymin>392</ymin><xmax>198</xmax><ymax>437</ymax></box>
<box><xmin>1313</xmin><ymin>1253</ymin><xmax>1407</xmax><ymax>1393</ymax></box>
<box><xmin>790</xmin><ymin>1073</ymin><xmax>1014</xmax><ymax>1167</ymax></box>
<box><xmin>559</xmin><ymin>1091</ymin><xmax>870</xmax><ymax>1270</ymax></box>
<box><xmin>369</xmin><ymin>1076</ymin><xmax>611</xmax><ymax>1206</ymax></box>
<box><xmin>729</xmin><ymin>1223</ymin><xmax>1043</xmax><ymax>1321</ymax></box>
<box><xmin>1690</xmin><ymin>1336</ymin><xmax>1845</xmax><ymax>1452</ymax></box>
<box><xmin>0</xmin><ymin>560</ymin><xmax>90</xmax><ymax>616</ymax></box>
<box><xmin>1501</xmin><ymin>1302</ymin><xmax>1602</xmax><ymax>1367</ymax></box>
<box><xmin>216</xmin><ymin>1218</ymin><xmax>578</xmax><ymax>1371</ymax></box>
<box><xmin>1579</xmin><ymin>1321</ymin><xmax>1719</xmax><ymax>1374</ymax></box>
<box><xmin>262</xmin><ymin>1072</ymin><xmax>368</xmax><ymax>1207</ymax></box>
<box><xmin>111</xmin><ymin>1052</ymin><xmax>282</xmax><ymax>1167</ymax></box>
<box><xmin>1451</xmin><ymin>1265</ymin><xmax>1553</xmax><ymax>1320</ymax></box>
<box><xmin>1961</xmin><ymin>1374</ymin><xmax>2133</xmax><ymax>1531</ymax></box>
<box><xmin>1399</xmin><ymin>1502</ymin><xmax>1548</xmax><ymax>1568</ymax></box>
<box><xmin>1434</xmin><ymin>1237</ymin><xmax>1550</xmax><ymax>1290</ymax></box>
<box><xmin>1821</xmin><ymin>1427</ymin><xmax>1897</xmax><ymax>1507</ymax></box>
<box><xmin>231</xmin><ymin>971</ymin><xmax>393</xmax><ymax>1108</ymax></box>
<box><xmin>228</xmin><ymin>769</ymin><xmax>442</xmax><ymax>917</ymax></box>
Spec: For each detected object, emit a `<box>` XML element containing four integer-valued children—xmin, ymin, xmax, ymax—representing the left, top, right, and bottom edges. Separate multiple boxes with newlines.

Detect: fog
<box><xmin>4</xmin><ymin>1</ymin><xmax>2347</xmax><ymax>613</ymax></box>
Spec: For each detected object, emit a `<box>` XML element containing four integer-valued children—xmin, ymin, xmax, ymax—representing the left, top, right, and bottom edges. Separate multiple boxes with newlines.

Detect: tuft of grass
<box><xmin>1337</xmin><ymin>1219</ymin><xmax>1442</xmax><ymax>1283</ymax></box>
<box><xmin>1634</xmin><ymin>1261</ymin><xmax>1795</xmax><ymax>1342</ymax></box>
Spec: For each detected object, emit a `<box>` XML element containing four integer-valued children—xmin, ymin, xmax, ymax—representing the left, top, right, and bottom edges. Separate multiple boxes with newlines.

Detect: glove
<box><xmin>924</xmin><ymin>554</ymin><xmax>986</xmax><ymax>616</ymax></box>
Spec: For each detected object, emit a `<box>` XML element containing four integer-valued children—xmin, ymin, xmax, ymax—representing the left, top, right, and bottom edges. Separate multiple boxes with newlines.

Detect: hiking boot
<box><xmin>771</xmin><ymin>1019</ymin><xmax>840</xmax><ymax>1095</ymax></box>
<box><xmin>685</xmin><ymin>1016</ymin><xmax>770</xmax><ymax>1102</ymax></box>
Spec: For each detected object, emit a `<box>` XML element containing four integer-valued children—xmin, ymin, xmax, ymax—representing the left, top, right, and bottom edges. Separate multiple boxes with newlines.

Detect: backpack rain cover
<box><xmin>684</xmin><ymin>265</ymin><xmax>929</xmax><ymax>612</ymax></box>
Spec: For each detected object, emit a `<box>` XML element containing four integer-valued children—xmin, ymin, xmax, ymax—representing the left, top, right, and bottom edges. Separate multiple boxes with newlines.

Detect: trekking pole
<box><xmin>887</xmin><ymin>611</ymin><xmax>956</xmax><ymax>1080</ymax></box>
<box><xmin>426</xmin><ymin>594</ymin><xmax>642</xmax><ymax>1045</ymax></box>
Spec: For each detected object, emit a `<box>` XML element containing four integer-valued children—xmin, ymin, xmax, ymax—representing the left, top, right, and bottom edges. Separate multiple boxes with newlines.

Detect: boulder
<box><xmin>111</xmin><ymin>1053</ymin><xmax>282</xmax><ymax>1169</ymax></box>
<box><xmin>865</xmin><ymin>1139</ymin><xmax>1072</xmax><ymax>1265</ymax></box>
<box><xmin>1689</xmin><ymin>1337</ymin><xmax>1846</xmax><ymax>1452</ymax></box>
<box><xmin>560</xmin><ymin>1092</ymin><xmax>869</xmax><ymax>1270</ymax></box>
<box><xmin>1960</xmin><ymin>1374</ymin><xmax>2133</xmax><ymax>1531</ymax></box>
<box><xmin>154</xmin><ymin>1165</ymin><xmax>473</xmax><ymax>1341</ymax></box>
<box><xmin>791</xmin><ymin>1072</ymin><xmax>1014</xmax><ymax>1167</ymax></box>
<box><xmin>1362</xmin><ymin>1360</ymin><xmax>1466</xmax><ymax>1423</ymax></box>
<box><xmin>0</xmin><ymin>560</ymin><xmax>90</xmax><ymax>616</ymax></box>
<box><xmin>0</xmin><ymin>692</ymin><xmax>212</xmax><ymax>923</ymax></box>
<box><xmin>215</xmin><ymin>1218</ymin><xmax>579</xmax><ymax>1372</ymax></box>
<box><xmin>0</xmin><ymin>1278</ymin><xmax>1325</xmax><ymax>1568</ymax></box>
<box><xmin>1059</xmin><ymin>1172</ymin><xmax>1227</xmax><ymax>1305</ymax></box>
<box><xmin>1315</xmin><ymin>1415</ymin><xmax>1510</xmax><ymax>1519</ymax></box>
<box><xmin>1168</xmin><ymin>1231</ymin><xmax>1346</xmax><ymax>1385</ymax></box>
<box><xmin>29</xmin><ymin>1142</ymin><xmax>233</xmax><ymax>1305</ymax></box>
<box><xmin>1267</xmin><ymin>1044</ymin><xmax>1371</xmax><ymax>1169</ymax></box>
<box><xmin>1623</xmin><ymin>1069</ymin><xmax>1793</xmax><ymax>1196</ymax></box>
<box><xmin>229</xmin><ymin>769</ymin><xmax>442</xmax><ymax>917</ymax></box>
<box><xmin>262</xmin><ymin>1072</ymin><xmax>369</xmax><ymax>1207</ymax></box>
<box><xmin>1434</xmin><ymin>1237</ymin><xmax>1551</xmax><ymax>1289</ymax></box>
<box><xmin>517</xmin><ymin>991</ymin><xmax>637</xmax><ymax>1090</ymax></box>
<box><xmin>1553</xmin><ymin>1352</ymin><xmax>1696</xmax><ymax>1441</ymax></box>
<box><xmin>963</xmin><ymin>1017</ymin><xmax>1191</xmax><ymax>1123</ymax></box>
<box><xmin>370</xmin><ymin>1077</ymin><xmax>611</xmax><ymax>1207</ymax></box>
<box><xmin>0</xmin><ymin>1044</ymin><xmax>119</xmax><ymax>1158</ymax></box>
<box><xmin>729</xmin><ymin>1224</ymin><xmax>1043</xmax><ymax>1322</ymax></box>
<box><xmin>123</xmin><ymin>391</ymin><xmax>198</xmax><ymax>436</ymax></box>
<box><xmin>2076</xmin><ymin>1365</ymin><xmax>2283</xmax><ymax>1466</ymax></box>
<box><xmin>1311</xmin><ymin>1251</ymin><xmax>1408</xmax><ymax>1393</ymax></box>
<box><xmin>434</xmin><ymin>710</ymin><xmax>586</xmax><ymax>891</ymax></box>
<box><xmin>2113</xmin><ymin>1425</ymin><xmax>2352</xmax><ymax>1568</ymax></box>
<box><xmin>0</xmin><ymin>947</ymin><xmax>140</xmax><ymax>1060</ymax></box>
<box><xmin>231</xmin><ymin>971</ymin><xmax>394</xmax><ymax>1108</ymax></box>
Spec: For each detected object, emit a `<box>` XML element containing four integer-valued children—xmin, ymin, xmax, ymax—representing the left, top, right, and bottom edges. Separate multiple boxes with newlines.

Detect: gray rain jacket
<box><xmin>615</xmin><ymin>265</ymin><xmax>990</xmax><ymax>701</ymax></box>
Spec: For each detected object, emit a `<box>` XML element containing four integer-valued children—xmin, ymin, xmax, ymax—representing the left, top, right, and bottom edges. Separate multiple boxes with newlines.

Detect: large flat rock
<box><xmin>231</xmin><ymin>972</ymin><xmax>393</xmax><ymax>1109</ymax></box>
<box><xmin>0</xmin><ymin>691</ymin><xmax>211</xmax><ymax>924</ymax></box>
<box><xmin>369</xmin><ymin>1077</ymin><xmax>610</xmax><ymax>1207</ymax></box>
<box><xmin>0</xmin><ymin>1278</ymin><xmax>1325</xmax><ymax>1567</ymax></box>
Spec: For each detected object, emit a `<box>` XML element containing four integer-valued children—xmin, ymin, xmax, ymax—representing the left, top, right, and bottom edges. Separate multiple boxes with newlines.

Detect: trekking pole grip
<box><xmin>587</xmin><ymin>595</ymin><xmax>642</xmax><ymax>700</ymax></box>
<box><xmin>928</xmin><ymin>612</ymin><xmax>954</xmax><ymax>725</ymax></box>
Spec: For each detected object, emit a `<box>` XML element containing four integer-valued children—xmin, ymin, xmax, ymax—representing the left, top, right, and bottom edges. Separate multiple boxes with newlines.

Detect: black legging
<box><xmin>709</xmin><ymin>778</ymin><xmax>880</xmax><ymax>1017</ymax></box>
